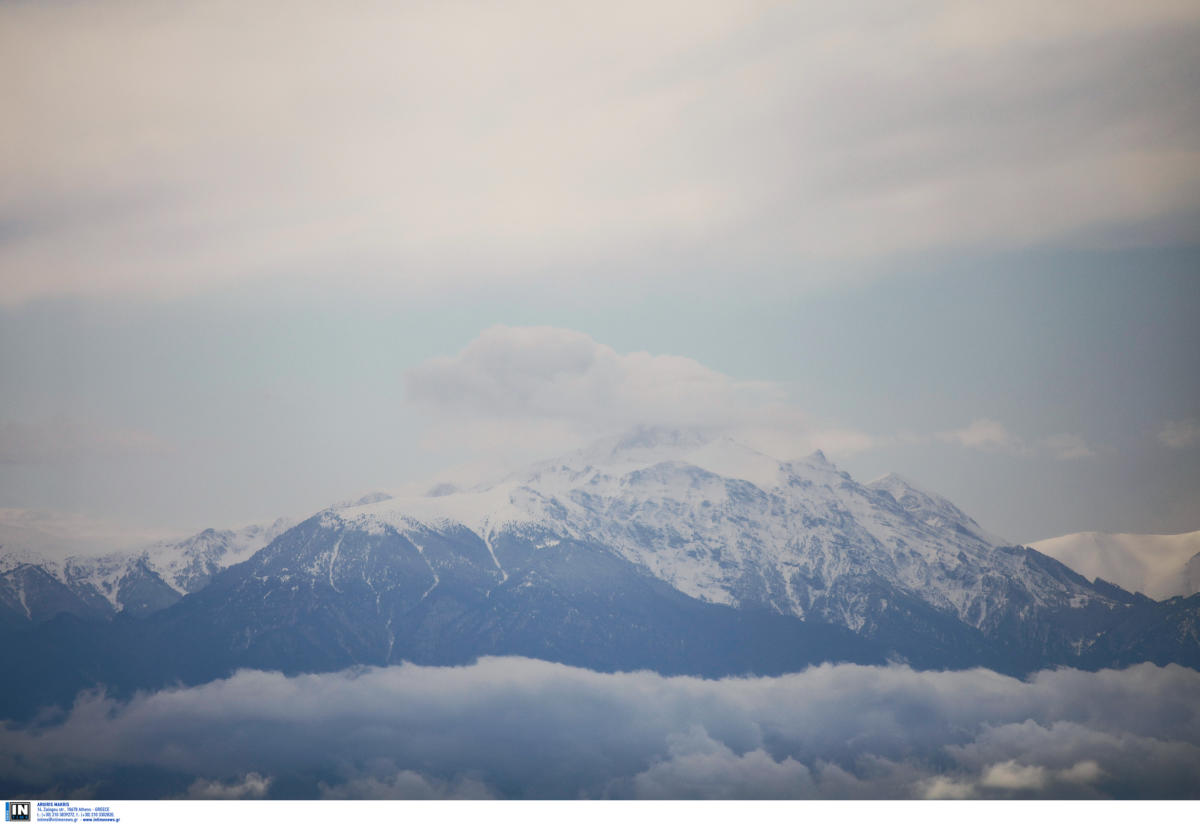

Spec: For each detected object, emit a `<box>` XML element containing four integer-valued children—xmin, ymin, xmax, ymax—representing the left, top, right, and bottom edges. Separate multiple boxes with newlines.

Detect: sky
<box><xmin>1</xmin><ymin>0</ymin><xmax>1198</xmax><ymax>545</ymax></box>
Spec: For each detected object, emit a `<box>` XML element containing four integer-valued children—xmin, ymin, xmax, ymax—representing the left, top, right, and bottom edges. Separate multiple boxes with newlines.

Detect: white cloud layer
<box><xmin>1</xmin><ymin>657</ymin><xmax>1197</xmax><ymax>799</ymax></box>
<box><xmin>2</xmin><ymin>0</ymin><xmax>1198</xmax><ymax>304</ymax></box>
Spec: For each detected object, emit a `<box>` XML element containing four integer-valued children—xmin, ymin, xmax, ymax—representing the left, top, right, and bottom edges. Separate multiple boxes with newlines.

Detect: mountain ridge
<box><xmin>1031</xmin><ymin>529</ymin><xmax>1200</xmax><ymax>600</ymax></box>
<box><xmin>1</xmin><ymin>427</ymin><xmax>1197</xmax><ymax>721</ymax></box>
<box><xmin>0</xmin><ymin>518</ymin><xmax>293</xmax><ymax>622</ymax></box>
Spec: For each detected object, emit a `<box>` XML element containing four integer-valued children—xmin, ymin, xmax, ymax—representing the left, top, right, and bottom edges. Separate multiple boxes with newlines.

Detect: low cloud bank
<box><xmin>1</xmin><ymin>658</ymin><xmax>1197</xmax><ymax>799</ymax></box>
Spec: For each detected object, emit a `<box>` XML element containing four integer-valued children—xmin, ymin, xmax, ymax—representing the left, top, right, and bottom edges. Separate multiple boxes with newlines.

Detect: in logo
<box><xmin>4</xmin><ymin>802</ymin><xmax>29</xmax><ymax>822</ymax></box>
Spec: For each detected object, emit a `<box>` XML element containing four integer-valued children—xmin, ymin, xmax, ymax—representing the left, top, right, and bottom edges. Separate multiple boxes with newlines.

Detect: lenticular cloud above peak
<box><xmin>404</xmin><ymin>325</ymin><xmax>784</xmax><ymax>432</ymax></box>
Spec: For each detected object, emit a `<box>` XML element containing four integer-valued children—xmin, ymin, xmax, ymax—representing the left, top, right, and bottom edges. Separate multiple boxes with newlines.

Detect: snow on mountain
<box><xmin>325</xmin><ymin>425</ymin><xmax>1106</xmax><ymax>634</ymax></box>
<box><xmin>6</xmin><ymin>426</ymin><xmax>1197</xmax><ymax>713</ymax></box>
<box><xmin>0</xmin><ymin>546</ymin><xmax>54</xmax><ymax>576</ymax></box>
<box><xmin>138</xmin><ymin>518</ymin><xmax>295</xmax><ymax>596</ymax></box>
<box><xmin>1030</xmin><ymin>529</ymin><xmax>1200</xmax><ymax>600</ymax></box>
<box><xmin>330</xmin><ymin>491</ymin><xmax>395</xmax><ymax>510</ymax></box>
<box><xmin>3</xmin><ymin>424</ymin><xmax>1170</xmax><ymax>661</ymax></box>
<box><xmin>867</xmin><ymin>473</ymin><xmax>1008</xmax><ymax>547</ymax></box>
<box><xmin>0</xmin><ymin>517</ymin><xmax>294</xmax><ymax>616</ymax></box>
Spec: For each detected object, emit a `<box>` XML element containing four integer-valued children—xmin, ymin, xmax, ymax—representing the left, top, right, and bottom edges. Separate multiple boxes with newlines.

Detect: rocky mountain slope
<box><xmin>2</xmin><ymin>427</ymin><xmax>1196</xmax><ymax>720</ymax></box>
<box><xmin>0</xmin><ymin>519</ymin><xmax>291</xmax><ymax>624</ymax></box>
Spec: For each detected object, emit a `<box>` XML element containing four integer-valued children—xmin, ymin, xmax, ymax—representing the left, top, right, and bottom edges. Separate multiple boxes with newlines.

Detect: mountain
<box><xmin>315</xmin><ymin>431</ymin><xmax>1106</xmax><ymax>634</ymax></box>
<box><xmin>1030</xmin><ymin>529</ymin><xmax>1200</xmax><ymax>600</ymax></box>
<box><xmin>867</xmin><ymin>473</ymin><xmax>1007</xmax><ymax>547</ymax></box>
<box><xmin>1</xmin><ymin>427</ymin><xmax>1197</xmax><ymax>720</ymax></box>
<box><xmin>0</xmin><ymin>561</ymin><xmax>109</xmax><ymax>628</ymax></box>
<box><xmin>0</xmin><ymin>519</ymin><xmax>292</xmax><ymax>622</ymax></box>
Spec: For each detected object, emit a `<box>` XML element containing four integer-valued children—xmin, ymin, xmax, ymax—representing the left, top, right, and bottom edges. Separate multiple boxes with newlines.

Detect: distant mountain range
<box><xmin>2</xmin><ymin>427</ymin><xmax>1197</xmax><ymax>721</ymax></box>
<box><xmin>0</xmin><ymin>519</ymin><xmax>292</xmax><ymax>623</ymax></box>
<box><xmin>1031</xmin><ymin>529</ymin><xmax>1200</xmax><ymax>600</ymax></box>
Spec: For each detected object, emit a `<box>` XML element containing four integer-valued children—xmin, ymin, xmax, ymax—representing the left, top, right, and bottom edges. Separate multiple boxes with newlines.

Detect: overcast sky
<box><xmin>1</xmin><ymin>0</ymin><xmax>1198</xmax><ymax>545</ymax></box>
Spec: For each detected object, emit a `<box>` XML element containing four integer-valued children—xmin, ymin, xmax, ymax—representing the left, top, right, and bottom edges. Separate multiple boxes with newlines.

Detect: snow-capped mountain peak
<box><xmin>321</xmin><ymin>427</ymin><xmax>1101</xmax><ymax>634</ymax></box>
<box><xmin>0</xmin><ymin>517</ymin><xmax>294</xmax><ymax>619</ymax></box>
<box><xmin>339</xmin><ymin>429</ymin><xmax>821</xmax><ymax>539</ymax></box>
<box><xmin>7</xmin><ymin>426</ymin><xmax>1196</xmax><ymax>696</ymax></box>
<box><xmin>868</xmin><ymin>472</ymin><xmax>1007</xmax><ymax>547</ymax></box>
<box><xmin>517</xmin><ymin>427</ymin><xmax>800</xmax><ymax>493</ymax></box>
<box><xmin>1031</xmin><ymin>529</ymin><xmax>1200</xmax><ymax>600</ymax></box>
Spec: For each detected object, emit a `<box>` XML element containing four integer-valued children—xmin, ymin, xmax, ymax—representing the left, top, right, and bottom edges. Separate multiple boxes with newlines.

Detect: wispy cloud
<box><xmin>937</xmin><ymin>419</ymin><xmax>1095</xmax><ymax>460</ymax></box>
<box><xmin>937</xmin><ymin>419</ymin><xmax>1028</xmax><ymax>454</ymax></box>
<box><xmin>0</xmin><ymin>657</ymin><xmax>1197</xmax><ymax>799</ymax></box>
<box><xmin>1158</xmin><ymin>418</ymin><xmax>1200</xmax><ymax>449</ymax></box>
<box><xmin>1038</xmin><ymin>433</ymin><xmax>1096</xmax><ymax>460</ymax></box>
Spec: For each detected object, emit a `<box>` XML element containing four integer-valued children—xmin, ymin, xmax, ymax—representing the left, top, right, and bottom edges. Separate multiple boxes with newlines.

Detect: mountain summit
<box><xmin>2</xmin><ymin>428</ymin><xmax>1197</xmax><ymax>720</ymax></box>
<box><xmin>331</xmin><ymin>430</ymin><xmax>1088</xmax><ymax>635</ymax></box>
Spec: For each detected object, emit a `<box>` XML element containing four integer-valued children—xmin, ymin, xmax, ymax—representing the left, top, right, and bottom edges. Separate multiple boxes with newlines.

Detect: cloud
<box><xmin>186</xmin><ymin>773</ymin><xmax>271</xmax><ymax>800</ymax></box>
<box><xmin>0</xmin><ymin>417</ymin><xmax>170</xmax><ymax>465</ymax></box>
<box><xmin>631</xmin><ymin>729</ymin><xmax>817</xmax><ymax>800</ymax></box>
<box><xmin>1059</xmin><ymin>760</ymin><xmax>1105</xmax><ymax>784</ymax></box>
<box><xmin>1159</xmin><ymin>418</ymin><xmax>1200</xmax><ymax>449</ymax></box>
<box><xmin>319</xmin><ymin>771</ymin><xmax>493</xmax><ymax>800</ymax></box>
<box><xmin>938</xmin><ymin>419</ymin><xmax>1028</xmax><ymax>454</ymax></box>
<box><xmin>979</xmin><ymin>760</ymin><xmax>1048</xmax><ymax>790</ymax></box>
<box><xmin>937</xmin><ymin>419</ymin><xmax>1095</xmax><ymax>460</ymax></box>
<box><xmin>1039</xmin><ymin>433</ymin><xmax>1096</xmax><ymax>461</ymax></box>
<box><xmin>404</xmin><ymin>325</ymin><xmax>872</xmax><ymax>461</ymax></box>
<box><xmin>2</xmin><ymin>1</ymin><xmax>1198</xmax><ymax>304</ymax></box>
<box><xmin>405</xmin><ymin>325</ymin><xmax>781</xmax><ymax>430</ymax></box>
<box><xmin>0</xmin><ymin>657</ymin><xmax>1197</xmax><ymax>799</ymax></box>
<box><xmin>920</xmin><ymin>776</ymin><xmax>976</xmax><ymax>799</ymax></box>
<box><xmin>405</xmin><ymin>328</ymin><xmax>1110</xmax><ymax>472</ymax></box>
